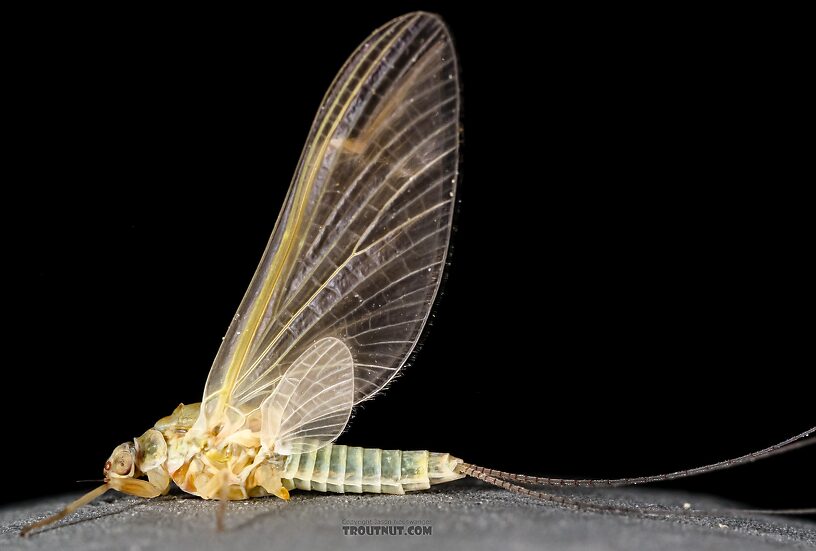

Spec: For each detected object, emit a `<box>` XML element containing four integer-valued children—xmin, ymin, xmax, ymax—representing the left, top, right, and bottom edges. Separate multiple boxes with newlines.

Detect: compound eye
<box><xmin>111</xmin><ymin>450</ymin><xmax>133</xmax><ymax>475</ymax></box>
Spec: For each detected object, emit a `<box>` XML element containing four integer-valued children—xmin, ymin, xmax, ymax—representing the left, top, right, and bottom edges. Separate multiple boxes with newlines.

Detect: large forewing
<box><xmin>198</xmin><ymin>12</ymin><xmax>459</xmax><ymax>430</ymax></box>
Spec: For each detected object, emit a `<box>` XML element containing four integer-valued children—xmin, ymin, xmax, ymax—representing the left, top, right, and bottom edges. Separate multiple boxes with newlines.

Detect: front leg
<box><xmin>21</xmin><ymin>476</ymin><xmax>166</xmax><ymax>536</ymax></box>
<box><xmin>20</xmin><ymin>484</ymin><xmax>110</xmax><ymax>536</ymax></box>
<box><xmin>107</xmin><ymin>473</ymin><xmax>167</xmax><ymax>498</ymax></box>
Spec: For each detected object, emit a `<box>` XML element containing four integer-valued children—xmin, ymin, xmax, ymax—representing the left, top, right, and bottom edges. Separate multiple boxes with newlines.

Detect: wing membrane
<box><xmin>261</xmin><ymin>337</ymin><xmax>354</xmax><ymax>455</ymax></box>
<box><xmin>198</xmin><ymin>12</ymin><xmax>460</xmax><ymax>431</ymax></box>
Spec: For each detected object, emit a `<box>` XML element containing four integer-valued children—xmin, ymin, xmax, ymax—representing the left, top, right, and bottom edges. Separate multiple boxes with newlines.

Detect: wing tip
<box><xmin>390</xmin><ymin>11</ymin><xmax>452</xmax><ymax>37</ymax></box>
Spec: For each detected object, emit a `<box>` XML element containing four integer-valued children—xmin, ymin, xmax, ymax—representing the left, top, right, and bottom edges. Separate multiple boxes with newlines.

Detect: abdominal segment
<box><xmin>278</xmin><ymin>445</ymin><xmax>465</xmax><ymax>495</ymax></box>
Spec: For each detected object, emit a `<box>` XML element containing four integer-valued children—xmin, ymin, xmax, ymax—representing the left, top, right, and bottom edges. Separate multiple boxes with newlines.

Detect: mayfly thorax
<box><xmin>20</xmin><ymin>11</ymin><xmax>814</xmax><ymax>537</ymax></box>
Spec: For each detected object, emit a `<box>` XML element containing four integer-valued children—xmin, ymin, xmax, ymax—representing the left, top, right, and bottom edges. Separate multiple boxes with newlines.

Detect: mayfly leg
<box><xmin>20</xmin><ymin>484</ymin><xmax>110</xmax><ymax>537</ymax></box>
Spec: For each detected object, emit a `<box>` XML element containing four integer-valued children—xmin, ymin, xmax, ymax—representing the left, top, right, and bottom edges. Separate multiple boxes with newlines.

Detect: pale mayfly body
<box><xmin>21</xmin><ymin>11</ymin><xmax>815</xmax><ymax>536</ymax></box>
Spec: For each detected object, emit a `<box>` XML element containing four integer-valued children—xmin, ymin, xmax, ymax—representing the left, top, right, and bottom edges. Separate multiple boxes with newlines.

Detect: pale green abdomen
<box><xmin>279</xmin><ymin>445</ymin><xmax>464</xmax><ymax>495</ymax></box>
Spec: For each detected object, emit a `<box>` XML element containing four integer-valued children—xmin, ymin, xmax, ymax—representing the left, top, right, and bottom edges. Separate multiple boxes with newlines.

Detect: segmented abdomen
<box><xmin>280</xmin><ymin>445</ymin><xmax>464</xmax><ymax>494</ymax></box>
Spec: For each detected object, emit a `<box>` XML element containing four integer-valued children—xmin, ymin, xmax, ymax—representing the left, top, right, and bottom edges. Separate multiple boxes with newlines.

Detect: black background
<box><xmin>4</xmin><ymin>3</ymin><xmax>813</xmax><ymax>511</ymax></box>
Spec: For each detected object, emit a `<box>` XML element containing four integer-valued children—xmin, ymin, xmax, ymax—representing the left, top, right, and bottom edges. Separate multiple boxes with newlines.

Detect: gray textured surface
<box><xmin>2</xmin><ymin>479</ymin><xmax>814</xmax><ymax>550</ymax></box>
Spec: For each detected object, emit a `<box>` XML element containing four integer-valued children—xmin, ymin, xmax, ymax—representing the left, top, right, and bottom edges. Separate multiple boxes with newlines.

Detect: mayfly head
<box><xmin>103</xmin><ymin>442</ymin><xmax>137</xmax><ymax>480</ymax></box>
<box><xmin>98</xmin><ymin>431</ymin><xmax>164</xmax><ymax>499</ymax></box>
<box><xmin>21</xmin><ymin>431</ymin><xmax>167</xmax><ymax>536</ymax></box>
<box><xmin>98</xmin><ymin>429</ymin><xmax>170</xmax><ymax>499</ymax></box>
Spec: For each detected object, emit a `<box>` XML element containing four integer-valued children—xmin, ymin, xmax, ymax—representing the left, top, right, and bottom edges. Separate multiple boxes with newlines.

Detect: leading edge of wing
<box><xmin>199</xmin><ymin>12</ymin><xmax>460</xmax><ymax>431</ymax></box>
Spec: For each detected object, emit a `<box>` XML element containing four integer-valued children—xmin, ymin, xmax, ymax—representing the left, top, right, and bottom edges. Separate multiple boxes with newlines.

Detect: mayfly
<box><xmin>21</xmin><ymin>11</ymin><xmax>815</xmax><ymax>536</ymax></box>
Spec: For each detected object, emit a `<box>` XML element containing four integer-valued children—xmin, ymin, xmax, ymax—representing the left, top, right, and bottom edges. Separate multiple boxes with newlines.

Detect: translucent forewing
<box><xmin>197</xmin><ymin>12</ymin><xmax>460</xmax><ymax>434</ymax></box>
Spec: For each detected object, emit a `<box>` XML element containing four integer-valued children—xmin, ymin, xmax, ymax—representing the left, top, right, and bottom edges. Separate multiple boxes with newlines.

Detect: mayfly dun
<box><xmin>20</xmin><ymin>11</ymin><xmax>815</xmax><ymax>536</ymax></box>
